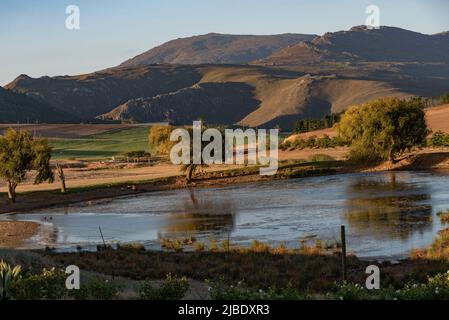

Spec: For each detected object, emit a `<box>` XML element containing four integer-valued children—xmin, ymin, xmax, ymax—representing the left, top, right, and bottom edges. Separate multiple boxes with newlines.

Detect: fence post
<box><xmin>341</xmin><ymin>225</ymin><xmax>347</xmax><ymax>282</ymax></box>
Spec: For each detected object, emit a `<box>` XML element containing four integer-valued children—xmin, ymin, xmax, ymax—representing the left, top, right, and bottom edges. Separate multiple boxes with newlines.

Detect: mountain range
<box><xmin>2</xmin><ymin>26</ymin><xmax>449</xmax><ymax>129</ymax></box>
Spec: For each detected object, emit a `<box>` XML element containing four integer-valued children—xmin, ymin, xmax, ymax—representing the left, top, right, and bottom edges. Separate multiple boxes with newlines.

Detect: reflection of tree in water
<box><xmin>161</xmin><ymin>189</ymin><xmax>236</xmax><ymax>239</ymax></box>
<box><xmin>343</xmin><ymin>172</ymin><xmax>433</xmax><ymax>240</ymax></box>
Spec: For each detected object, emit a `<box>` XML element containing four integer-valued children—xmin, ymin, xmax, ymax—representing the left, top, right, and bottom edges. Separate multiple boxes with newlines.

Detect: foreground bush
<box><xmin>140</xmin><ymin>274</ymin><xmax>189</xmax><ymax>300</ymax></box>
<box><xmin>0</xmin><ymin>260</ymin><xmax>22</xmax><ymax>300</ymax></box>
<box><xmin>331</xmin><ymin>271</ymin><xmax>449</xmax><ymax>300</ymax></box>
<box><xmin>71</xmin><ymin>278</ymin><xmax>121</xmax><ymax>300</ymax></box>
<box><xmin>9</xmin><ymin>268</ymin><xmax>66</xmax><ymax>300</ymax></box>
<box><xmin>3</xmin><ymin>263</ymin><xmax>122</xmax><ymax>300</ymax></box>
<box><xmin>208</xmin><ymin>278</ymin><xmax>309</xmax><ymax>300</ymax></box>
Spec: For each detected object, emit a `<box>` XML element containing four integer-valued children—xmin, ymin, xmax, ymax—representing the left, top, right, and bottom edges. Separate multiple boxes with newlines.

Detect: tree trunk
<box><xmin>61</xmin><ymin>179</ymin><xmax>67</xmax><ymax>194</ymax></box>
<box><xmin>7</xmin><ymin>181</ymin><xmax>16</xmax><ymax>203</ymax></box>
<box><xmin>186</xmin><ymin>165</ymin><xmax>194</xmax><ymax>183</ymax></box>
<box><xmin>56</xmin><ymin>163</ymin><xmax>67</xmax><ymax>194</ymax></box>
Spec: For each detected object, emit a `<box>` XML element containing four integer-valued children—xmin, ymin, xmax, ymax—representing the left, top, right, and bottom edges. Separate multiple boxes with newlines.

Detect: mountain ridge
<box><xmin>4</xmin><ymin>26</ymin><xmax>449</xmax><ymax>128</ymax></box>
<box><xmin>121</xmin><ymin>33</ymin><xmax>316</xmax><ymax>66</ymax></box>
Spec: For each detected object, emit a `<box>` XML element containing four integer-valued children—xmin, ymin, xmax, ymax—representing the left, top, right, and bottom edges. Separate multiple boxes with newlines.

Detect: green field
<box><xmin>50</xmin><ymin>127</ymin><xmax>150</xmax><ymax>160</ymax></box>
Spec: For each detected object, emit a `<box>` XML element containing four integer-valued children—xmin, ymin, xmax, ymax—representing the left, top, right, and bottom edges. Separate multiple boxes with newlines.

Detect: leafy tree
<box><xmin>337</xmin><ymin>97</ymin><xmax>428</xmax><ymax>162</ymax></box>
<box><xmin>0</xmin><ymin>128</ymin><xmax>54</xmax><ymax>202</ymax></box>
<box><xmin>148</xmin><ymin>125</ymin><xmax>175</xmax><ymax>155</ymax></box>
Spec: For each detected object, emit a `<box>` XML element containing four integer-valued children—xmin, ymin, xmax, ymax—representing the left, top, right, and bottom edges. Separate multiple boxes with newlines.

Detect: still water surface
<box><xmin>8</xmin><ymin>171</ymin><xmax>449</xmax><ymax>259</ymax></box>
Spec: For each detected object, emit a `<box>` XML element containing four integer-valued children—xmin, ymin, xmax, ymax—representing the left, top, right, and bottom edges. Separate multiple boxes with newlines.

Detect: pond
<box><xmin>5</xmin><ymin>171</ymin><xmax>449</xmax><ymax>260</ymax></box>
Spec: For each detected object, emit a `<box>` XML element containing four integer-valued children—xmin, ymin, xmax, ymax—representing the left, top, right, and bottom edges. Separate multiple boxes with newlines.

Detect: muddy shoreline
<box><xmin>0</xmin><ymin>221</ymin><xmax>40</xmax><ymax>248</ymax></box>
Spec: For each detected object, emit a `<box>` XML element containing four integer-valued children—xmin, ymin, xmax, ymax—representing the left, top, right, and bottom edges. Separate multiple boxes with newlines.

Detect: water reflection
<box><xmin>6</xmin><ymin>171</ymin><xmax>449</xmax><ymax>259</ymax></box>
<box><xmin>161</xmin><ymin>189</ymin><xmax>236</xmax><ymax>238</ymax></box>
<box><xmin>343</xmin><ymin>172</ymin><xmax>433</xmax><ymax>240</ymax></box>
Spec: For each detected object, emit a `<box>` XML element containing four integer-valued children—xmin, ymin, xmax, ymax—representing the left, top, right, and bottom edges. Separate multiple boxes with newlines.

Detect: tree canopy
<box><xmin>337</xmin><ymin>97</ymin><xmax>428</xmax><ymax>162</ymax></box>
<box><xmin>0</xmin><ymin>128</ymin><xmax>54</xmax><ymax>202</ymax></box>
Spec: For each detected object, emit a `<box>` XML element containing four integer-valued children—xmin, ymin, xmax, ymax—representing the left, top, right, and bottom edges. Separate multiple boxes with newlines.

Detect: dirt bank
<box><xmin>0</xmin><ymin>221</ymin><xmax>40</xmax><ymax>248</ymax></box>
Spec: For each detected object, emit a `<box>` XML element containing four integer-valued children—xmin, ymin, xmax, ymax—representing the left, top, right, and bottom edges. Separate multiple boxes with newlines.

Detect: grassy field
<box><xmin>50</xmin><ymin>127</ymin><xmax>150</xmax><ymax>160</ymax></box>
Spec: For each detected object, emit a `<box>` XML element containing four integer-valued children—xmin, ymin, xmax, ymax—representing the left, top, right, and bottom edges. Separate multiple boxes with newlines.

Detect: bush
<box><xmin>438</xmin><ymin>210</ymin><xmax>449</xmax><ymax>224</ymax></box>
<box><xmin>329</xmin><ymin>271</ymin><xmax>449</xmax><ymax>300</ymax></box>
<box><xmin>71</xmin><ymin>278</ymin><xmax>121</xmax><ymax>300</ymax></box>
<box><xmin>124</xmin><ymin>150</ymin><xmax>150</xmax><ymax>158</ymax></box>
<box><xmin>208</xmin><ymin>279</ymin><xmax>308</xmax><ymax>300</ymax></box>
<box><xmin>284</xmin><ymin>135</ymin><xmax>347</xmax><ymax>150</ymax></box>
<box><xmin>139</xmin><ymin>274</ymin><xmax>189</xmax><ymax>300</ymax></box>
<box><xmin>331</xmin><ymin>282</ymin><xmax>370</xmax><ymax>300</ymax></box>
<box><xmin>0</xmin><ymin>260</ymin><xmax>22</xmax><ymax>300</ymax></box>
<box><xmin>9</xmin><ymin>268</ymin><xmax>66</xmax><ymax>300</ymax></box>
<box><xmin>429</xmin><ymin>131</ymin><xmax>449</xmax><ymax>147</ymax></box>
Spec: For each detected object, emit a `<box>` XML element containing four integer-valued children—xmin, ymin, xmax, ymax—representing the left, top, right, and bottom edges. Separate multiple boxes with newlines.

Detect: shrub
<box><xmin>331</xmin><ymin>282</ymin><xmax>370</xmax><ymax>300</ymax></box>
<box><xmin>429</xmin><ymin>131</ymin><xmax>449</xmax><ymax>147</ymax></box>
<box><xmin>438</xmin><ymin>210</ymin><xmax>449</xmax><ymax>224</ymax></box>
<box><xmin>71</xmin><ymin>278</ymin><xmax>121</xmax><ymax>300</ymax></box>
<box><xmin>139</xmin><ymin>274</ymin><xmax>189</xmax><ymax>300</ymax></box>
<box><xmin>194</xmin><ymin>242</ymin><xmax>206</xmax><ymax>252</ymax></box>
<box><xmin>0</xmin><ymin>260</ymin><xmax>22</xmax><ymax>300</ymax></box>
<box><xmin>9</xmin><ymin>268</ymin><xmax>66</xmax><ymax>300</ymax></box>
<box><xmin>283</xmin><ymin>135</ymin><xmax>347</xmax><ymax>150</ymax></box>
<box><xmin>124</xmin><ymin>150</ymin><xmax>150</xmax><ymax>158</ymax></box>
<box><xmin>208</xmin><ymin>279</ymin><xmax>308</xmax><ymax>300</ymax></box>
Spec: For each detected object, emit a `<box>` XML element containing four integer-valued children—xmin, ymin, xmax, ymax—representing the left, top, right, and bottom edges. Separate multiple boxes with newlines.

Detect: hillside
<box><xmin>4</xmin><ymin>66</ymin><xmax>202</xmax><ymax>121</ymax></box>
<box><xmin>4</xmin><ymin>26</ymin><xmax>449</xmax><ymax>128</ymax></box>
<box><xmin>98</xmin><ymin>82</ymin><xmax>260</xmax><ymax>124</ymax></box>
<box><xmin>255</xmin><ymin>26</ymin><xmax>449</xmax><ymax>66</ymax></box>
<box><xmin>121</xmin><ymin>33</ymin><xmax>315</xmax><ymax>66</ymax></box>
<box><xmin>0</xmin><ymin>87</ymin><xmax>74</xmax><ymax>123</ymax></box>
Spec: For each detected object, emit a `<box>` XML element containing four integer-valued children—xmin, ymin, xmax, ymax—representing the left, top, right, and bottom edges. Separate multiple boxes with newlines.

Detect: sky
<box><xmin>1</xmin><ymin>0</ymin><xmax>448</xmax><ymax>86</ymax></box>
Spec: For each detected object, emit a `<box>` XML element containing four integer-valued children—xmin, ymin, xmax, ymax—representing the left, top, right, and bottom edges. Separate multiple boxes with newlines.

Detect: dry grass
<box><xmin>44</xmin><ymin>248</ymin><xmax>363</xmax><ymax>292</ymax></box>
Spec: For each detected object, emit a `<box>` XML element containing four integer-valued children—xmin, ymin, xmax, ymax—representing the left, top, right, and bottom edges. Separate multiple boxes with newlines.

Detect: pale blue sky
<box><xmin>1</xmin><ymin>0</ymin><xmax>448</xmax><ymax>85</ymax></box>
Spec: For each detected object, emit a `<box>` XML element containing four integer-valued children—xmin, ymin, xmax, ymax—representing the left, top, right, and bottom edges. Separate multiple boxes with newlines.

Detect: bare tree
<box><xmin>56</xmin><ymin>163</ymin><xmax>67</xmax><ymax>194</ymax></box>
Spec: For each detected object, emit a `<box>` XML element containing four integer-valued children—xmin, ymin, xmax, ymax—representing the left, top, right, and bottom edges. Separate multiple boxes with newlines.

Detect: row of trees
<box><xmin>293</xmin><ymin>113</ymin><xmax>340</xmax><ymax>134</ymax></box>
